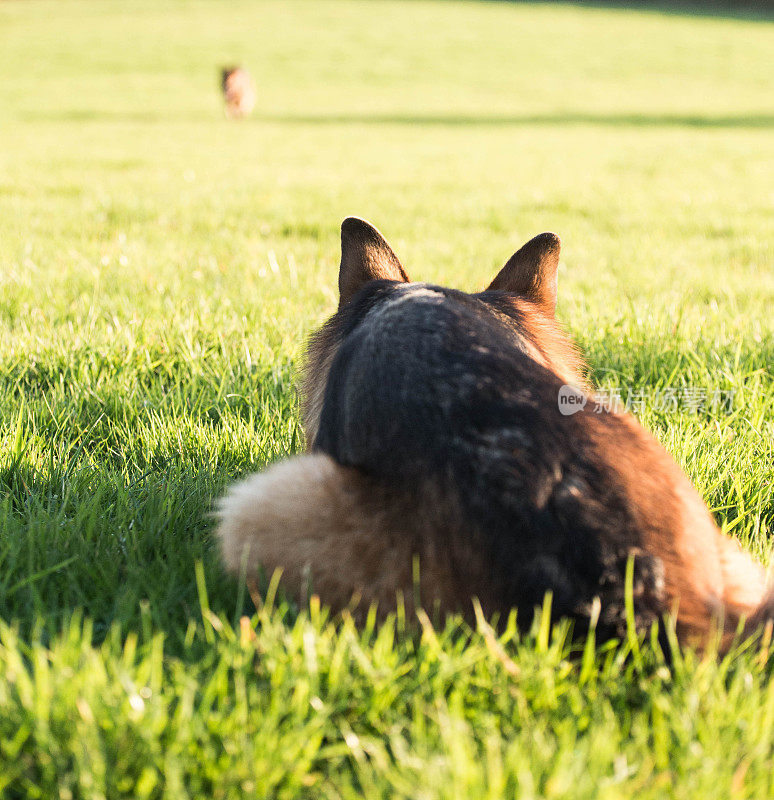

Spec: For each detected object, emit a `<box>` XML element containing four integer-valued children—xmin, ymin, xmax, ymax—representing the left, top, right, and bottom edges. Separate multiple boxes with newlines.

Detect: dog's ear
<box><xmin>338</xmin><ymin>217</ymin><xmax>409</xmax><ymax>307</ymax></box>
<box><xmin>486</xmin><ymin>232</ymin><xmax>561</xmax><ymax>315</ymax></box>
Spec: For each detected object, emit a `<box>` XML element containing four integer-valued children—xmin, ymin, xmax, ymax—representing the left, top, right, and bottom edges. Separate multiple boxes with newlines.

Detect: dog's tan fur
<box><xmin>217</xmin><ymin>217</ymin><xmax>772</xmax><ymax>648</ymax></box>
<box><xmin>217</xmin><ymin>455</ymin><xmax>481</xmax><ymax>618</ymax></box>
<box><xmin>578</xmin><ymin>411</ymin><xmax>770</xmax><ymax>644</ymax></box>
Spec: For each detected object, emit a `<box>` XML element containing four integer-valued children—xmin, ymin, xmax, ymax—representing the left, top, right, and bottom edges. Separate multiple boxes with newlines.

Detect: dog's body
<box><xmin>217</xmin><ymin>218</ymin><xmax>773</xmax><ymax>648</ymax></box>
<box><xmin>221</xmin><ymin>67</ymin><xmax>256</xmax><ymax>118</ymax></box>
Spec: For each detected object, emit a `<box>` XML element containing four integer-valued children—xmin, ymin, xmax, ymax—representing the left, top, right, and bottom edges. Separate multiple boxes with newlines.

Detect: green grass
<box><xmin>0</xmin><ymin>0</ymin><xmax>772</xmax><ymax>796</ymax></box>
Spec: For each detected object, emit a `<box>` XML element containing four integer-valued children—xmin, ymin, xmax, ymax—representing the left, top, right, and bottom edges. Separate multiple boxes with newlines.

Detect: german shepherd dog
<box><xmin>217</xmin><ymin>218</ymin><xmax>773</xmax><ymax>649</ymax></box>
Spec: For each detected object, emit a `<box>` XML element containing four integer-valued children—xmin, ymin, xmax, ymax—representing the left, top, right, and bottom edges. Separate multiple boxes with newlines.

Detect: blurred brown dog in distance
<box><xmin>221</xmin><ymin>66</ymin><xmax>256</xmax><ymax>118</ymax></box>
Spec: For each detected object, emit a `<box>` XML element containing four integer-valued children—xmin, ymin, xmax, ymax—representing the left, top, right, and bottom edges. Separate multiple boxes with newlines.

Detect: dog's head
<box><xmin>302</xmin><ymin>217</ymin><xmax>587</xmax><ymax>446</ymax></box>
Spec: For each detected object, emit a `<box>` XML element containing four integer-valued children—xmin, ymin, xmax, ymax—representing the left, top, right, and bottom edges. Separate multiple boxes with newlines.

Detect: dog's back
<box><xmin>311</xmin><ymin>280</ymin><xmax>689</xmax><ymax>637</ymax></box>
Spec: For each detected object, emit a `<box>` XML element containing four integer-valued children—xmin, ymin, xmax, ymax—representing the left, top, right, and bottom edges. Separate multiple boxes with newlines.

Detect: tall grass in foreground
<box><xmin>0</xmin><ymin>590</ymin><xmax>772</xmax><ymax>799</ymax></box>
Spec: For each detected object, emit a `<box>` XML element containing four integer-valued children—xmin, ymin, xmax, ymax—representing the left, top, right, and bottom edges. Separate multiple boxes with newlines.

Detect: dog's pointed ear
<box><xmin>486</xmin><ymin>232</ymin><xmax>561</xmax><ymax>315</ymax></box>
<box><xmin>338</xmin><ymin>217</ymin><xmax>409</xmax><ymax>307</ymax></box>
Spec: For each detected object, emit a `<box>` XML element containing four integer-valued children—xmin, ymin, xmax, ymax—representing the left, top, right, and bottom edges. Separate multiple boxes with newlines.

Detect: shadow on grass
<box><xmin>490</xmin><ymin>0</ymin><xmax>773</xmax><ymax>23</ymax></box>
<box><xmin>259</xmin><ymin>111</ymin><xmax>774</xmax><ymax>129</ymax></box>
<box><xmin>19</xmin><ymin>109</ymin><xmax>774</xmax><ymax>129</ymax></box>
<box><xmin>0</xmin><ymin>456</ymin><xmax>257</xmax><ymax>657</ymax></box>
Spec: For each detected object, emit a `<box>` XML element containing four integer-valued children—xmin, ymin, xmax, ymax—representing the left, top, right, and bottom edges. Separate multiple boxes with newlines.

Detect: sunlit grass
<box><xmin>0</xmin><ymin>0</ymin><xmax>772</xmax><ymax>796</ymax></box>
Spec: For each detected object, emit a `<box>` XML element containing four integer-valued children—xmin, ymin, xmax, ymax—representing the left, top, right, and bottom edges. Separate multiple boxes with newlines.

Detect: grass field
<box><xmin>1</xmin><ymin>0</ymin><xmax>773</xmax><ymax>796</ymax></box>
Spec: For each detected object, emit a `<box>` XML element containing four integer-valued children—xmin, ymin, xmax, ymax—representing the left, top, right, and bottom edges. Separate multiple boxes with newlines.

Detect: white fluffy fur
<box><xmin>215</xmin><ymin>454</ymin><xmax>416</xmax><ymax>611</ymax></box>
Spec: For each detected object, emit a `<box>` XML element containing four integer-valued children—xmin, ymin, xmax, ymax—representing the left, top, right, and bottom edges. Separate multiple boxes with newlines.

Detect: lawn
<box><xmin>0</xmin><ymin>0</ymin><xmax>773</xmax><ymax>796</ymax></box>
